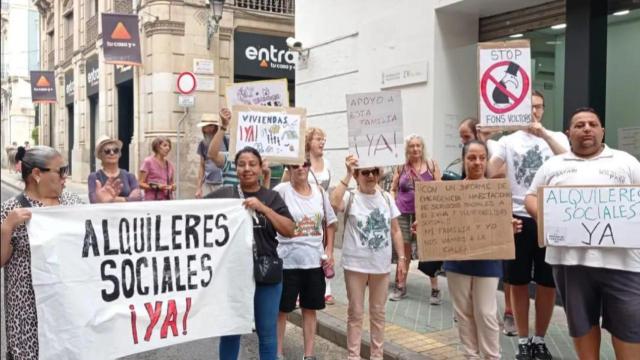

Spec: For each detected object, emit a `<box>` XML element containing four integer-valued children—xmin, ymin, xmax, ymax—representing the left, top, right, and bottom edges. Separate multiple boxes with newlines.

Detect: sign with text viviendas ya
<box><xmin>30</xmin><ymin>71</ymin><xmax>57</xmax><ymax>103</ymax></box>
<box><xmin>27</xmin><ymin>199</ymin><xmax>254</xmax><ymax>360</ymax></box>
<box><xmin>102</xmin><ymin>13</ymin><xmax>142</xmax><ymax>66</ymax></box>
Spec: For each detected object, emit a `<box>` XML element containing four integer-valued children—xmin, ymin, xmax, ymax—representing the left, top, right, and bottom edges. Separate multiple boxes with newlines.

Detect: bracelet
<box><xmin>340</xmin><ymin>179</ymin><xmax>349</xmax><ymax>187</ymax></box>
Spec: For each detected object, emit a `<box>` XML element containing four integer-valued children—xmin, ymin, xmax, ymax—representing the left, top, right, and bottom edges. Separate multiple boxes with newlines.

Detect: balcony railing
<box><xmin>64</xmin><ymin>35</ymin><xmax>73</xmax><ymax>62</ymax></box>
<box><xmin>233</xmin><ymin>0</ymin><xmax>294</xmax><ymax>15</ymax></box>
<box><xmin>48</xmin><ymin>50</ymin><xmax>55</xmax><ymax>69</ymax></box>
<box><xmin>86</xmin><ymin>15</ymin><xmax>98</xmax><ymax>46</ymax></box>
<box><xmin>114</xmin><ymin>0</ymin><xmax>133</xmax><ymax>14</ymax></box>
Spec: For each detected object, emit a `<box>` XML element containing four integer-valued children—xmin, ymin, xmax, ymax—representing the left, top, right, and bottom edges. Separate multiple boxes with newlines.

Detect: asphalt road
<box><xmin>0</xmin><ymin>183</ymin><xmax>352</xmax><ymax>359</ymax></box>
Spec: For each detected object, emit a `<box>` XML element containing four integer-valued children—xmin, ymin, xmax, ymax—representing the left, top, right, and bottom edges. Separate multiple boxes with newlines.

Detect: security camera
<box><xmin>286</xmin><ymin>37</ymin><xmax>303</xmax><ymax>52</ymax></box>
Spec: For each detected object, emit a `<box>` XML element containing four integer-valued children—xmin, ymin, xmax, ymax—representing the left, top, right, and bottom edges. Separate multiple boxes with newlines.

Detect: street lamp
<box><xmin>207</xmin><ymin>0</ymin><xmax>224</xmax><ymax>50</ymax></box>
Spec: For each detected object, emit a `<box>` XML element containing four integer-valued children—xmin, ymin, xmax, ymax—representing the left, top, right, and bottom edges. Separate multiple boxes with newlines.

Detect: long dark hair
<box><xmin>460</xmin><ymin>140</ymin><xmax>489</xmax><ymax>180</ymax></box>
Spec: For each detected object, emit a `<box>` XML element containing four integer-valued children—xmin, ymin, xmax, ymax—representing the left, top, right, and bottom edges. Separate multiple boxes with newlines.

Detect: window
<box><xmin>64</xmin><ymin>12</ymin><xmax>73</xmax><ymax>37</ymax></box>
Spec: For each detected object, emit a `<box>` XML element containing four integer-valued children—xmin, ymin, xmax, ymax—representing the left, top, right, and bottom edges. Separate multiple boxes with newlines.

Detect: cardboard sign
<box><xmin>346</xmin><ymin>91</ymin><xmax>404</xmax><ymax>168</ymax></box>
<box><xmin>537</xmin><ymin>185</ymin><xmax>640</xmax><ymax>248</ymax></box>
<box><xmin>230</xmin><ymin>105</ymin><xmax>306</xmax><ymax>164</ymax></box>
<box><xmin>30</xmin><ymin>70</ymin><xmax>57</xmax><ymax>103</ymax></box>
<box><xmin>478</xmin><ymin>40</ymin><xmax>532</xmax><ymax>129</ymax></box>
<box><xmin>226</xmin><ymin>79</ymin><xmax>289</xmax><ymax>107</ymax></box>
<box><xmin>415</xmin><ymin>179</ymin><xmax>515</xmax><ymax>261</ymax></box>
<box><xmin>27</xmin><ymin>199</ymin><xmax>255</xmax><ymax>360</ymax></box>
<box><xmin>102</xmin><ymin>13</ymin><xmax>142</xmax><ymax>66</ymax></box>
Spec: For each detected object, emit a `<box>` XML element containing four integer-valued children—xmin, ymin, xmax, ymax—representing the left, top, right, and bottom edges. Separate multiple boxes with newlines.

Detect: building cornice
<box><xmin>143</xmin><ymin>20</ymin><xmax>185</xmax><ymax>37</ymax></box>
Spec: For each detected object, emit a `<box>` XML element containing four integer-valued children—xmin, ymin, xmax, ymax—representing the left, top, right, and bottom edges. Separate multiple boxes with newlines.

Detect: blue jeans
<box><xmin>219</xmin><ymin>282</ymin><xmax>283</xmax><ymax>360</ymax></box>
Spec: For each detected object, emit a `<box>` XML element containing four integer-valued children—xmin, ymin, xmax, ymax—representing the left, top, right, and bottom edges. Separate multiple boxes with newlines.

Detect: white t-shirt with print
<box><xmin>527</xmin><ymin>145</ymin><xmax>640</xmax><ymax>272</ymax></box>
<box><xmin>274</xmin><ymin>182</ymin><xmax>338</xmax><ymax>269</ymax></box>
<box><xmin>308</xmin><ymin>158</ymin><xmax>332</xmax><ymax>190</ymax></box>
<box><xmin>341</xmin><ymin>190</ymin><xmax>401</xmax><ymax>274</ymax></box>
<box><xmin>494</xmin><ymin>129</ymin><xmax>569</xmax><ymax>217</ymax></box>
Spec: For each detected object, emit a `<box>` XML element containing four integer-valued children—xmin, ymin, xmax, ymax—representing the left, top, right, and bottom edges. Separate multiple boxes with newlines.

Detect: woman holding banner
<box><xmin>439</xmin><ymin>140</ymin><xmax>521</xmax><ymax>360</ymax></box>
<box><xmin>0</xmin><ymin>146</ymin><xmax>119</xmax><ymax>359</ymax></box>
<box><xmin>205</xmin><ymin>146</ymin><xmax>295</xmax><ymax>360</ymax></box>
<box><xmin>88</xmin><ymin>136</ymin><xmax>143</xmax><ymax>203</ymax></box>
<box><xmin>330</xmin><ymin>154</ymin><xmax>407</xmax><ymax>360</ymax></box>
<box><xmin>138</xmin><ymin>136</ymin><xmax>175</xmax><ymax>200</ymax></box>
<box><xmin>389</xmin><ymin>134</ymin><xmax>442</xmax><ymax>304</ymax></box>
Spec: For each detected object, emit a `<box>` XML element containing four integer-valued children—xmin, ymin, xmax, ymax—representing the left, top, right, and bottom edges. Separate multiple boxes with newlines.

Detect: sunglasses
<box><xmin>359</xmin><ymin>169</ymin><xmax>380</xmax><ymax>177</ymax></box>
<box><xmin>103</xmin><ymin>148</ymin><xmax>120</xmax><ymax>155</ymax></box>
<box><xmin>39</xmin><ymin>165</ymin><xmax>70</xmax><ymax>177</ymax></box>
<box><xmin>289</xmin><ymin>161</ymin><xmax>311</xmax><ymax>170</ymax></box>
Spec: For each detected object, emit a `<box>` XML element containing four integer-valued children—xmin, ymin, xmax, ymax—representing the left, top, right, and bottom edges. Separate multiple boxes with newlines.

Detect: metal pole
<box><xmin>176</xmin><ymin>107</ymin><xmax>189</xmax><ymax>199</ymax></box>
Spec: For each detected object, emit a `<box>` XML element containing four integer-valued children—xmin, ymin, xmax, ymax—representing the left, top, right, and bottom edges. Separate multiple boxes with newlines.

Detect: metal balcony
<box><xmin>233</xmin><ymin>0</ymin><xmax>294</xmax><ymax>15</ymax></box>
<box><xmin>86</xmin><ymin>15</ymin><xmax>98</xmax><ymax>46</ymax></box>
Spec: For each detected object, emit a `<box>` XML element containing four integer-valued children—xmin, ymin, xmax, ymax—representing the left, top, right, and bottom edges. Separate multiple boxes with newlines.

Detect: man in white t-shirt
<box><xmin>487</xmin><ymin>90</ymin><xmax>569</xmax><ymax>360</ymax></box>
<box><xmin>524</xmin><ymin>108</ymin><xmax>640</xmax><ymax>359</ymax></box>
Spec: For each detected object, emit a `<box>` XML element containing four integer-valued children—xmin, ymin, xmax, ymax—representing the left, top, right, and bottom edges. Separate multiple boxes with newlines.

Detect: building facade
<box><xmin>295</xmin><ymin>0</ymin><xmax>640</xmax><ymax>181</ymax></box>
<box><xmin>33</xmin><ymin>0</ymin><xmax>294</xmax><ymax>196</ymax></box>
<box><xmin>1</xmin><ymin>0</ymin><xmax>40</xmax><ymax>163</ymax></box>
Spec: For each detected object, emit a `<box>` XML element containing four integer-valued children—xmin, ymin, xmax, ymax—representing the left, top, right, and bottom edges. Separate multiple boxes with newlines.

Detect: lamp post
<box><xmin>207</xmin><ymin>0</ymin><xmax>224</xmax><ymax>50</ymax></box>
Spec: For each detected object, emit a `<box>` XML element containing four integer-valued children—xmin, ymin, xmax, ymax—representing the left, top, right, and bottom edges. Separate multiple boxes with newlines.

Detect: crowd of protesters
<box><xmin>2</xmin><ymin>90</ymin><xmax>639</xmax><ymax>360</ymax></box>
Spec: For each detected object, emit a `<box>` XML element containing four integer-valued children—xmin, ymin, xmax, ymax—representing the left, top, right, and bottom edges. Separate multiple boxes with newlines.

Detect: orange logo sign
<box><xmin>35</xmin><ymin>75</ymin><xmax>51</xmax><ymax>87</ymax></box>
<box><xmin>259</xmin><ymin>59</ymin><xmax>268</xmax><ymax>68</ymax></box>
<box><xmin>111</xmin><ymin>22</ymin><xmax>132</xmax><ymax>40</ymax></box>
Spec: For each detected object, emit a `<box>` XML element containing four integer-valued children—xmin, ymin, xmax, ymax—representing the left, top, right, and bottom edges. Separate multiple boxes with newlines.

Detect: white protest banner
<box><xmin>537</xmin><ymin>185</ymin><xmax>640</xmax><ymax>248</ymax></box>
<box><xmin>27</xmin><ymin>199</ymin><xmax>254</xmax><ymax>360</ymax></box>
<box><xmin>230</xmin><ymin>104</ymin><xmax>306</xmax><ymax>164</ymax></box>
<box><xmin>478</xmin><ymin>40</ymin><xmax>532</xmax><ymax>129</ymax></box>
<box><xmin>226</xmin><ymin>78</ymin><xmax>290</xmax><ymax>107</ymax></box>
<box><xmin>346</xmin><ymin>91</ymin><xmax>404</xmax><ymax>168</ymax></box>
<box><xmin>415</xmin><ymin>179</ymin><xmax>515</xmax><ymax>261</ymax></box>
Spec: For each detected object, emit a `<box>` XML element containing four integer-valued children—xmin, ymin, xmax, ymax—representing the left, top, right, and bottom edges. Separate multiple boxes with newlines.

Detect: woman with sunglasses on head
<box><xmin>389</xmin><ymin>134</ymin><xmax>443</xmax><ymax>304</ymax></box>
<box><xmin>1</xmin><ymin>146</ymin><xmax>119</xmax><ymax>358</ymax></box>
<box><xmin>330</xmin><ymin>154</ymin><xmax>407</xmax><ymax>360</ymax></box>
<box><xmin>139</xmin><ymin>136</ymin><xmax>176</xmax><ymax>201</ymax></box>
<box><xmin>205</xmin><ymin>146</ymin><xmax>295</xmax><ymax>360</ymax></box>
<box><xmin>87</xmin><ymin>136</ymin><xmax>143</xmax><ymax>203</ymax></box>
<box><xmin>274</xmin><ymin>158</ymin><xmax>337</xmax><ymax>360</ymax></box>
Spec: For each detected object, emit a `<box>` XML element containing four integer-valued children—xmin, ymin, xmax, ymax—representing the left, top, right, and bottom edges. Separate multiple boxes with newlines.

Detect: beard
<box><xmin>203</xmin><ymin>133</ymin><xmax>214</xmax><ymax>145</ymax></box>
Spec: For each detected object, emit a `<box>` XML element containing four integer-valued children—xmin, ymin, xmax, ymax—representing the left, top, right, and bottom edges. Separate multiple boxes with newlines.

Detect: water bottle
<box><xmin>321</xmin><ymin>254</ymin><xmax>335</xmax><ymax>279</ymax></box>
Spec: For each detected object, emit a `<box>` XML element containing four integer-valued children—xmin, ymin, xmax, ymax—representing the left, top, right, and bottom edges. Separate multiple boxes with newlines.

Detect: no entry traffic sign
<box><xmin>176</xmin><ymin>71</ymin><xmax>197</xmax><ymax>95</ymax></box>
<box><xmin>478</xmin><ymin>40</ymin><xmax>532</xmax><ymax>128</ymax></box>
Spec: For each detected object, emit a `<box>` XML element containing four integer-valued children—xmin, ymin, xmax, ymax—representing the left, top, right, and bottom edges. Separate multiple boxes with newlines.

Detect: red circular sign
<box><xmin>176</xmin><ymin>72</ymin><xmax>197</xmax><ymax>95</ymax></box>
<box><xmin>480</xmin><ymin>60</ymin><xmax>530</xmax><ymax>114</ymax></box>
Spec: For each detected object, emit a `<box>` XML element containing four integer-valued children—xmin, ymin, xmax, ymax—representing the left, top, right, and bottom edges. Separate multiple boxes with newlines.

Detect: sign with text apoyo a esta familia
<box><xmin>346</xmin><ymin>91</ymin><xmax>404</xmax><ymax>168</ymax></box>
<box><xmin>415</xmin><ymin>179</ymin><xmax>516</xmax><ymax>261</ymax></box>
<box><xmin>226</xmin><ymin>78</ymin><xmax>290</xmax><ymax>107</ymax></box>
<box><xmin>537</xmin><ymin>185</ymin><xmax>640</xmax><ymax>248</ymax></box>
<box><xmin>478</xmin><ymin>40</ymin><xmax>532</xmax><ymax>129</ymax></box>
<box><xmin>230</xmin><ymin>105</ymin><xmax>307</xmax><ymax>164</ymax></box>
<box><xmin>27</xmin><ymin>200</ymin><xmax>254</xmax><ymax>360</ymax></box>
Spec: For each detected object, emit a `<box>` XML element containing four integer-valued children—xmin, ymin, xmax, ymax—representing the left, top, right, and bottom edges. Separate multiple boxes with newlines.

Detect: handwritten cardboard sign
<box><xmin>27</xmin><ymin>199</ymin><xmax>254</xmax><ymax>360</ymax></box>
<box><xmin>230</xmin><ymin>105</ymin><xmax>306</xmax><ymax>164</ymax></box>
<box><xmin>226</xmin><ymin>79</ymin><xmax>289</xmax><ymax>107</ymax></box>
<box><xmin>537</xmin><ymin>185</ymin><xmax>640</xmax><ymax>248</ymax></box>
<box><xmin>416</xmin><ymin>179</ymin><xmax>515</xmax><ymax>261</ymax></box>
<box><xmin>346</xmin><ymin>91</ymin><xmax>404</xmax><ymax>168</ymax></box>
<box><xmin>478</xmin><ymin>40</ymin><xmax>532</xmax><ymax>129</ymax></box>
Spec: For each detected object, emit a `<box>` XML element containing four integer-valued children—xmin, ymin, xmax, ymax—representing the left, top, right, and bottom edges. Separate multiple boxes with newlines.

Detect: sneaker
<box><xmin>502</xmin><ymin>312</ymin><xmax>517</xmax><ymax>336</ymax></box>
<box><xmin>324</xmin><ymin>294</ymin><xmax>335</xmax><ymax>305</ymax></box>
<box><xmin>429</xmin><ymin>288</ymin><xmax>442</xmax><ymax>305</ymax></box>
<box><xmin>389</xmin><ymin>286</ymin><xmax>407</xmax><ymax>301</ymax></box>
<box><xmin>532</xmin><ymin>341</ymin><xmax>553</xmax><ymax>360</ymax></box>
<box><xmin>516</xmin><ymin>340</ymin><xmax>533</xmax><ymax>360</ymax></box>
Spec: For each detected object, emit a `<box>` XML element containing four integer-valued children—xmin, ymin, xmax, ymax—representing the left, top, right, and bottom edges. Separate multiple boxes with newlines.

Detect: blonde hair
<box><xmin>305</xmin><ymin>127</ymin><xmax>326</xmax><ymax>154</ymax></box>
<box><xmin>404</xmin><ymin>134</ymin><xmax>428</xmax><ymax>162</ymax></box>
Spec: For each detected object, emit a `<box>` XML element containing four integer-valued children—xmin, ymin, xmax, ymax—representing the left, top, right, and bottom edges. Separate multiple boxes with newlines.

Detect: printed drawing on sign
<box><xmin>226</xmin><ymin>78</ymin><xmax>290</xmax><ymax>108</ymax></box>
<box><xmin>229</xmin><ymin>105</ymin><xmax>306</xmax><ymax>164</ymax></box>
<box><xmin>346</xmin><ymin>91</ymin><xmax>404</xmax><ymax>168</ymax></box>
<box><xmin>478</xmin><ymin>40</ymin><xmax>532</xmax><ymax>129</ymax></box>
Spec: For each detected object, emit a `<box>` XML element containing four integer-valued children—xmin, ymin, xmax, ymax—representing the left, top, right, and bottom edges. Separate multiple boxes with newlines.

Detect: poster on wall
<box><xmin>102</xmin><ymin>13</ymin><xmax>142</xmax><ymax>66</ymax></box>
<box><xmin>226</xmin><ymin>79</ymin><xmax>289</xmax><ymax>107</ymax></box>
<box><xmin>345</xmin><ymin>91</ymin><xmax>404</xmax><ymax>168</ymax></box>
<box><xmin>30</xmin><ymin>70</ymin><xmax>57</xmax><ymax>103</ymax></box>
<box><xmin>478</xmin><ymin>40</ymin><xmax>532</xmax><ymax>129</ymax></box>
<box><xmin>229</xmin><ymin>105</ymin><xmax>306</xmax><ymax>164</ymax></box>
<box><xmin>537</xmin><ymin>185</ymin><xmax>640</xmax><ymax>250</ymax></box>
<box><xmin>27</xmin><ymin>199</ymin><xmax>255</xmax><ymax>360</ymax></box>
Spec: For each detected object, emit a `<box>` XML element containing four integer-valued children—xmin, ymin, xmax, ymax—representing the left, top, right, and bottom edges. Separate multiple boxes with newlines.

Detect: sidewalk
<box><xmin>1</xmin><ymin>168</ymin><xmax>89</xmax><ymax>203</ymax></box>
<box><xmin>290</xmin><ymin>249</ymin><xmax>615</xmax><ymax>360</ymax></box>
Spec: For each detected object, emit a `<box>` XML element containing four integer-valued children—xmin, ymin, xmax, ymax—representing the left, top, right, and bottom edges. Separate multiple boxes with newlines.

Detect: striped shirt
<box><xmin>222</xmin><ymin>153</ymin><xmax>239</xmax><ymax>186</ymax></box>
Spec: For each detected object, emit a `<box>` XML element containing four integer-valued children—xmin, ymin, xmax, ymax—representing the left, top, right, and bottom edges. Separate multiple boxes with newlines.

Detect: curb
<box><xmin>288</xmin><ymin>309</ymin><xmax>431</xmax><ymax>360</ymax></box>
